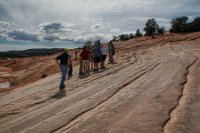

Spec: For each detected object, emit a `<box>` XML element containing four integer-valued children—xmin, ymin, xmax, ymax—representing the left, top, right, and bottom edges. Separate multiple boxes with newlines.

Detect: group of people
<box><xmin>79</xmin><ymin>40</ymin><xmax>115</xmax><ymax>75</ymax></box>
<box><xmin>55</xmin><ymin>41</ymin><xmax>115</xmax><ymax>90</ymax></box>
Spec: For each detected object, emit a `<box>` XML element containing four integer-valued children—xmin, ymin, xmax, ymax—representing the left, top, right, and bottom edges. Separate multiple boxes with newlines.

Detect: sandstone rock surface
<box><xmin>0</xmin><ymin>33</ymin><xmax>200</xmax><ymax>133</ymax></box>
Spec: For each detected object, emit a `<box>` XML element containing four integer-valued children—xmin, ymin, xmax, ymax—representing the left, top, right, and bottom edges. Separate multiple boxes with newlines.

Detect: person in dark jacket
<box><xmin>108</xmin><ymin>41</ymin><xmax>115</xmax><ymax>64</ymax></box>
<box><xmin>93</xmin><ymin>44</ymin><xmax>101</xmax><ymax>71</ymax></box>
<box><xmin>55</xmin><ymin>48</ymin><xmax>70</xmax><ymax>89</ymax></box>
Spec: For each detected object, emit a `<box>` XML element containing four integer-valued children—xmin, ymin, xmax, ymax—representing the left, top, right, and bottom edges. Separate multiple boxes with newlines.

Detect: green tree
<box><xmin>118</xmin><ymin>34</ymin><xmax>130</xmax><ymax>41</ymax></box>
<box><xmin>83</xmin><ymin>40</ymin><xmax>93</xmax><ymax>48</ymax></box>
<box><xmin>170</xmin><ymin>16</ymin><xmax>189</xmax><ymax>33</ymax></box>
<box><xmin>119</xmin><ymin>34</ymin><xmax>125</xmax><ymax>41</ymax></box>
<box><xmin>112</xmin><ymin>35</ymin><xmax>118</xmax><ymax>41</ymax></box>
<box><xmin>129</xmin><ymin>33</ymin><xmax>135</xmax><ymax>39</ymax></box>
<box><xmin>143</xmin><ymin>18</ymin><xmax>159</xmax><ymax>36</ymax></box>
<box><xmin>124</xmin><ymin>34</ymin><xmax>130</xmax><ymax>41</ymax></box>
<box><xmin>191</xmin><ymin>17</ymin><xmax>200</xmax><ymax>32</ymax></box>
<box><xmin>157</xmin><ymin>27</ymin><xmax>165</xmax><ymax>34</ymax></box>
<box><xmin>135</xmin><ymin>29</ymin><xmax>142</xmax><ymax>37</ymax></box>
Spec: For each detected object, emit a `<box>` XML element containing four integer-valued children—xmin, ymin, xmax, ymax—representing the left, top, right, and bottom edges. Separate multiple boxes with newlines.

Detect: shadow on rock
<box><xmin>50</xmin><ymin>89</ymin><xmax>66</xmax><ymax>99</ymax></box>
<box><xmin>79</xmin><ymin>74</ymin><xmax>90</xmax><ymax>79</ymax></box>
<box><xmin>67</xmin><ymin>75</ymin><xmax>73</xmax><ymax>80</ymax></box>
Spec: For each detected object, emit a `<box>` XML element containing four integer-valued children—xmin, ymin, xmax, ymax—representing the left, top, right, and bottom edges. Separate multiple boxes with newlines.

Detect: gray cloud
<box><xmin>7</xmin><ymin>29</ymin><xmax>39</xmax><ymax>41</ymax></box>
<box><xmin>43</xmin><ymin>34</ymin><xmax>59</xmax><ymax>41</ymax></box>
<box><xmin>39</xmin><ymin>22</ymin><xmax>65</xmax><ymax>33</ymax></box>
<box><xmin>91</xmin><ymin>24</ymin><xmax>104</xmax><ymax>30</ymax></box>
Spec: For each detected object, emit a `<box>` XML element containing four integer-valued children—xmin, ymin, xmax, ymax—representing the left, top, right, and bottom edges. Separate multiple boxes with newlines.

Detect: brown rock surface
<box><xmin>0</xmin><ymin>32</ymin><xmax>200</xmax><ymax>133</ymax></box>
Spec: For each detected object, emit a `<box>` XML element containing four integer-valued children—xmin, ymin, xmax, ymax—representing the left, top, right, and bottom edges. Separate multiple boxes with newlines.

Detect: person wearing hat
<box><xmin>55</xmin><ymin>48</ymin><xmax>70</xmax><ymax>89</ymax></box>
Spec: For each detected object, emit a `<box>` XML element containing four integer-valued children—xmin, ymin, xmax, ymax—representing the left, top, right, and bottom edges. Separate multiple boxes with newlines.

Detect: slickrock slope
<box><xmin>0</xmin><ymin>32</ymin><xmax>200</xmax><ymax>133</ymax></box>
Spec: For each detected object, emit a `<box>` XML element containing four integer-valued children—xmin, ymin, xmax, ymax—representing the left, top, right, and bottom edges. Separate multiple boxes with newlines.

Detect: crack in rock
<box><xmin>162</xmin><ymin>59</ymin><xmax>198</xmax><ymax>133</ymax></box>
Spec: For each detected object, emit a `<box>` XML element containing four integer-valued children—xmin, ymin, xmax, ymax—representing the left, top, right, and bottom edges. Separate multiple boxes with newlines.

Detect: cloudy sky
<box><xmin>0</xmin><ymin>0</ymin><xmax>199</xmax><ymax>51</ymax></box>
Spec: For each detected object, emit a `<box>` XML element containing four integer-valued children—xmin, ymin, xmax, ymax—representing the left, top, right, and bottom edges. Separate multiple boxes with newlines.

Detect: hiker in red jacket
<box><xmin>80</xmin><ymin>47</ymin><xmax>90</xmax><ymax>74</ymax></box>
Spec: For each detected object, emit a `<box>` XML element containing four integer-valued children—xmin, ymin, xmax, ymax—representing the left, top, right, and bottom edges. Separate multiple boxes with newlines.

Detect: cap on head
<box><xmin>64</xmin><ymin>48</ymin><xmax>68</xmax><ymax>52</ymax></box>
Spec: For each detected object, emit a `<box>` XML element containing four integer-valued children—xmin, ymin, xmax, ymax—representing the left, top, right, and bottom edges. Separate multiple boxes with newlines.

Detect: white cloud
<box><xmin>77</xmin><ymin>33</ymin><xmax>112</xmax><ymax>43</ymax></box>
<box><xmin>0</xmin><ymin>21</ymin><xmax>10</xmax><ymax>28</ymax></box>
<box><xmin>0</xmin><ymin>29</ymin><xmax>9</xmax><ymax>39</ymax></box>
<box><xmin>110</xmin><ymin>29</ymin><xmax>120</xmax><ymax>34</ymax></box>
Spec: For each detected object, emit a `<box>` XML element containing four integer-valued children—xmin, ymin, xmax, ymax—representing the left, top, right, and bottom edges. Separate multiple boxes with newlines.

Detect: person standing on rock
<box><xmin>89</xmin><ymin>46</ymin><xmax>94</xmax><ymax>71</ymax></box>
<box><xmin>100</xmin><ymin>44</ymin><xmax>107</xmax><ymax>69</ymax></box>
<box><xmin>55</xmin><ymin>48</ymin><xmax>70</xmax><ymax>89</ymax></box>
<box><xmin>93</xmin><ymin>41</ymin><xmax>101</xmax><ymax>71</ymax></box>
<box><xmin>80</xmin><ymin>47</ymin><xmax>90</xmax><ymax>74</ymax></box>
<box><xmin>108</xmin><ymin>41</ymin><xmax>115</xmax><ymax>64</ymax></box>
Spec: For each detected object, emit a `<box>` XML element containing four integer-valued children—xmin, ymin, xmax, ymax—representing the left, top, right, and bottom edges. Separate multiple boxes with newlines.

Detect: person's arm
<box><xmin>69</xmin><ymin>56</ymin><xmax>72</xmax><ymax>65</ymax></box>
<box><xmin>99</xmin><ymin>48</ymin><xmax>102</xmax><ymax>61</ymax></box>
<box><xmin>100</xmin><ymin>48</ymin><xmax>102</xmax><ymax>56</ymax></box>
<box><xmin>55</xmin><ymin>57</ymin><xmax>60</xmax><ymax>66</ymax></box>
<box><xmin>67</xmin><ymin>56</ymin><xmax>70</xmax><ymax>67</ymax></box>
<box><xmin>80</xmin><ymin>52</ymin><xmax>83</xmax><ymax>60</ymax></box>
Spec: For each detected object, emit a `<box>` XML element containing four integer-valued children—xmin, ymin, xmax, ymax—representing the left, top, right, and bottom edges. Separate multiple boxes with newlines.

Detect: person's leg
<box><xmin>100</xmin><ymin>56</ymin><xmax>103</xmax><ymax>68</ymax></box>
<box><xmin>104</xmin><ymin>55</ymin><xmax>107</xmax><ymax>67</ymax></box>
<box><xmin>75</xmin><ymin>54</ymin><xmax>77</xmax><ymax>61</ymax></box>
<box><xmin>79</xmin><ymin>59</ymin><xmax>83</xmax><ymax>75</ymax></box>
<box><xmin>91</xmin><ymin>61</ymin><xmax>94</xmax><ymax>70</ymax></box>
<box><xmin>60</xmin><ymin>65</ymin><xmax>68</xmax><ymax>89</ymax></box>
<box><xmin>112</xmin><ymin>55</ymin><xmax>114</xmax><ymax>64</ymax></box>
<box><xmin>102</xmin><ymin>61</ymin><xmax>105</xmax><ymax>68</ymax></box>
<box><xmin>102</xmin><ymin>55</ymin><xmax>106</xmax><ymax>68</ymax></box>
<box><xmin>86</xmin><ymin>60</ymin><xmax>89</xmax><ymax>73</ymax></box>
<box><xmin>83</xmin><ymin>60</ymin><xmax>87</xmax><ymax>73</ymax></box>
<box><xmin>109</xmin><ymin>52</ymin><xmax>112</xmax><ymax>63</ymax></box>
<box><xmin>94</xmin><ymin>63</ymin><xmax>96</xmax><ymax>70</ymax></box>
<box><xmin>93</xmin><ymin>57</ymin><xmax>97</xmax><ymax>70</ymax></box>
<box><xmin>82</xmin><ymin>60</ymin><xmax>86</xmax><ymax>73</ymax></box>
<box><xmin>68</xmin><ymin>65</ymin><xmax>72</xmax><ymax>76</ymax></box>
<box><xmin>88</xmin><ymin>60</ymin><xmax>90</xmax><ymax>71</ymax></box>
<box><xmin>96</xmin><ymin>57</ymin><xmax>100</xmax><ymax>70</ymax></box>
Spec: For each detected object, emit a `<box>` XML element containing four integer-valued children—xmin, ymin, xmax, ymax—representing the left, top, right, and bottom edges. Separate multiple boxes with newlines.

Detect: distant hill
<box><xmin>0</xmin><ymin>48</ymin><xmax>64</xmax><ymax>59</ymax></box>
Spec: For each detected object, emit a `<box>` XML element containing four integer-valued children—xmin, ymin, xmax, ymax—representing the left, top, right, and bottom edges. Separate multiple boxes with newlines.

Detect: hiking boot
<box><xmin>59</xmin><ymin>85</ymin><xmax>66</xmax><ymax>90</ymax></box>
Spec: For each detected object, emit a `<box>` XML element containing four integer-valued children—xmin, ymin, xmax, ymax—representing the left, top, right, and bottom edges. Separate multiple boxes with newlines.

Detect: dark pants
<box><xmin>60</xmin><ymin>65</ymin><xmax>68</xmax><ymax>88</ymax></box>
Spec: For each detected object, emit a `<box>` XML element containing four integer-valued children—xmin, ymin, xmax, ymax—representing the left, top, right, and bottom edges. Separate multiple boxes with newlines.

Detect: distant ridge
<box><xmin>0</xmin><ymin>48</ymin><xmax>64</xmax><ymax>58</ymax></box>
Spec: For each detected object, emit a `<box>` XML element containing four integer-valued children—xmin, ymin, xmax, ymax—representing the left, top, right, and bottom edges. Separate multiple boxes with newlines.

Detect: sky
<box><xmin>0</xmin><ymin>0</ymin><xmax>200</xmax><ymax>51</ymax></box>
